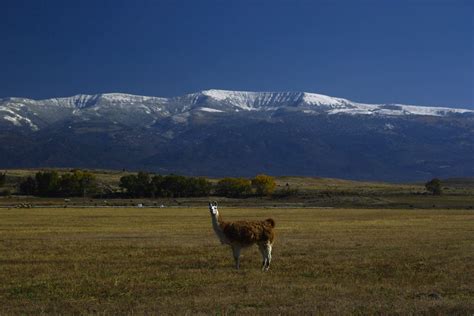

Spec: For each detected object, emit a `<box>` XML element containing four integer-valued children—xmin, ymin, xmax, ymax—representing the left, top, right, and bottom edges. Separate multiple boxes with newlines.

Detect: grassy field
<box><xmin>0</xmin><ymin>207</ymin><xmax>473</xmax><ymax>314</ymax></box>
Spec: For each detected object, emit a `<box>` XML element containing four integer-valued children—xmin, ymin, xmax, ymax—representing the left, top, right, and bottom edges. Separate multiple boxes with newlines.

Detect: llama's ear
<box><xmin>213</xmin><ymin>201</ymin><xmax>218</xmax><ymax>207</ymax></box>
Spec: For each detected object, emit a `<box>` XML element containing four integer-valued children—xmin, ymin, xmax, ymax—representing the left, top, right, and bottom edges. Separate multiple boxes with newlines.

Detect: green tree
<box><xmin>59</xmin><ymin>172</ymin><xmax>80</xmax><ymax>196</ymax></box>
<box><xmin>76</xmin><ymin>170</ymin><xmax>98</xmax><ymax>197</ymax></box>
<box><xmin>216</xmin><ymin>178</ymin><xmax>252</xmax><ymax>198</ymax></box>
<box><xmin>425</xmin><ymin>178</ymin><xmax>442</xmax><ymax>195</ymax></box>
<box><xmin>150</xmin><ymin>174</ymin><xmax>164</xmax><ymax>197</ymax></box>
<box><xmin>160</xmin><ymin>174</ymin><xmax>184</xmax><ymax>197</ymax></box>
<box><xmin>119</xmin><ymin>172</ymin><xmax>151</xmax><ymax>197</ymax></box>
<box><xmin>187</xmin><ymin>177</ymin><xmax>212</xmax><ymax>197</ymax></box>
<box><xmin>135</xmin><ymin>172</ymin><xmax>151</xmax><ymax>197</ymax></box>
<box><xmin>150</xmin><ymin>175</ymin><xmax>212</xmax><ymax>197</ymax></box>
<box><xmin>19</xmin><ymin>176</ymin><xmax>37</xmax><ymax>195</ymax></box>
<box><xmin>119</xmin><ymin>174</ymin><xmax>139</xmax><ymax>196</ymax></box>
<box><xmin>121</xmin><ymin>173</ymin><xmax>212</xmax><ymax>198</ymax></box>
<box><xmin>178</xmin><ymin>177</ymin><xmax>212</xmax><ymax>197</ymax></box>
<box><xmin>0</xmin><ymin>172</ymin><xmax>6</xmax><ymax>187</ymax></box>
<box><xmin>60</xmin><ymin>170</ymin><xmax>98</xmax><ymax>197</ymax></box>
<box><xmin>252</xmin><ymin>174</ymin><xmax>277</xmax><ymax>196</ymax></box>
<box><xmin>35</xmin><ymin>171</ymin><xmax>60</xmax><ymax>196</ymax></box>
<box><xmin>26</xmin><ymin>170</ymin><xmax>99</xmax><ymax>197</ymax></box>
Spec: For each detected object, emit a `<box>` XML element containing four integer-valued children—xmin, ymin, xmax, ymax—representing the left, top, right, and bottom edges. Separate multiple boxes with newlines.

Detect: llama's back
<box><xmin>221</xmin><ymin>220</ymin><xmax>275</xmax><ymax>246</ymax></box>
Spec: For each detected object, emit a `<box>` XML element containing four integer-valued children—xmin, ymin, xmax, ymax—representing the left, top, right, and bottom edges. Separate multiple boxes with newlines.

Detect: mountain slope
<box><xmin>1</xmin><ymin>90</ymin><xmax>473</xmax><ymax>181</ymax></box>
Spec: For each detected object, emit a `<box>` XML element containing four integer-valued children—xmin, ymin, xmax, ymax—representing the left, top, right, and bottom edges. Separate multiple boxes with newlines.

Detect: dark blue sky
<box><xmin>1</xmin><ymin>0</ymin><xmax>473</xmax><ymax>108</ymax></box>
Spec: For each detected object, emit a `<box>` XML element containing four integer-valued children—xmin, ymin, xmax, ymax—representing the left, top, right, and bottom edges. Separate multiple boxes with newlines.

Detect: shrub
<box><xmin>19</xmin><ymin>176</ymin><xmax>37</xmax><ymax>195</ymax></box>
<box><xmin>119</xmin><ymin>174</ymin><xmax>139</xmax><ymax>196</ymax></box>
<box><xmin>252</xmin><ymin>174</ymin><xmax>277</xmax><ymax>196</ymax></box>
<box><xmin>0</xmin><ymin>172</ymin><xmax>6</xmax><ymax>187</ymax></box>
<box><xmin>425</xmin><ymin>178</ymin><xmax>442</xmax><ymax>195</ymax></box>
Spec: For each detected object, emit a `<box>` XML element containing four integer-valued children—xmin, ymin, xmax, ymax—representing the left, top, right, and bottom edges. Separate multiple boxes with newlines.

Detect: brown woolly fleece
<box><xmin>219</xmin><ymin>218</ymin><xmax>276</xmax><ymax>246</ymax></box>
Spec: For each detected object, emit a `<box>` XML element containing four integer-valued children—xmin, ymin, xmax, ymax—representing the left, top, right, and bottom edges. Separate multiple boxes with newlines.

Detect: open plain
<box><xmin>0</xmin><ymin>206</ymin><xmax>472</xmax><ymax>314</ymax></box>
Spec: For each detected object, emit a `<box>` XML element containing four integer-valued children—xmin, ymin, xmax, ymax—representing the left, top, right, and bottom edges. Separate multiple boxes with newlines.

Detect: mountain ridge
<box><xmin>1</xmin><ymin>89</ymin><xmax>472</xmax><ymax>132</ymax></box>
<box><xmin>2</xmin><ymin>89</ymin><xmax>472</xmax><ymax>109</ymax></box>
<box><xmin>0</xmin><ymin>89</ymin><xmax>473</xmax><ymax>181</ymax></box>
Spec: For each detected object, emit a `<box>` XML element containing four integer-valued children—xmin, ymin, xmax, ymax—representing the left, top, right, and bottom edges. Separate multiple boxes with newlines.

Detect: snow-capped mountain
<box><xmin>1</xmin><ymin>90</ymin><xmax>473</xmax><ymax>181</ymax></box>
<box><xmin>1</xmin><ymin>89</ymin><xmax>472</xmax><ymax>131</ymax></box>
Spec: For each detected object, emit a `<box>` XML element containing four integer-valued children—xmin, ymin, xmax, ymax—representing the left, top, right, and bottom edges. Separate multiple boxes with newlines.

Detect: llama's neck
<box><xmin>211</xmin><ymin>212</ymin><xmax>228</xmax><ymax>244</ymax></box>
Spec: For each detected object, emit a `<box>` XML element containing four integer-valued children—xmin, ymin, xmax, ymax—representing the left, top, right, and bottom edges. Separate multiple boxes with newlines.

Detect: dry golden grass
<box><xmin>276</xmin><ymin>175</ymin><xmax>421</xmax><ymax>192</ymax></box>
<box><xmin>0</xmin><ymin>207</ymin><xmax>473</xmax><ymax>314</ymax></box>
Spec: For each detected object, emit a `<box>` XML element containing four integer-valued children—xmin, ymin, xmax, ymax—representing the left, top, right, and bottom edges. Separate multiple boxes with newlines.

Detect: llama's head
<box><xmin>209</xmin><ymin>201</ymin><xmax>218</xmax><ymax>216</ymax></box>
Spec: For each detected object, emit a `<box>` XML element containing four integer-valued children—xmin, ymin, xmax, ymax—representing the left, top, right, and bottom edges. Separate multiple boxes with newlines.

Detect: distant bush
<box><xmin>0</xmin><ymin>172</ymin><xmax>5</xmax><ymax>187</ymax></box>
<box><xmin>19</xmin><ymin>176</ymin><xmax>36</xmax><ymax>195</ymax></box>
<box><xmin>215</xmin><ymin>178</ymin><xmax>252</xmax><ymax>198</ymax></box>
<box><xmin>252</xmin><ymin>174</ymin><xmax>276</xmax><ymax>196</ymax></box>
<box><xmin>425</xmin><ymin>178</ymin><xmax>442</xmax><ymax>195</ymax></box>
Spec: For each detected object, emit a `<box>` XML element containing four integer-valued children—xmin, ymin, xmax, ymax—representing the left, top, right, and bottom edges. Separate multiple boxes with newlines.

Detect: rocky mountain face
<box><xmin>1</xmin><ymin>89</ymin><xmax>473</xmax><ymax>181</ymax></box>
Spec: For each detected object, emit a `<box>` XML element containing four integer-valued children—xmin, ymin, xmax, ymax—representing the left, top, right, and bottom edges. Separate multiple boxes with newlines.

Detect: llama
<box><xmin>208</xmin><ymin>201</ymin><xmax>275</xmax><ymax>271</ymax></box>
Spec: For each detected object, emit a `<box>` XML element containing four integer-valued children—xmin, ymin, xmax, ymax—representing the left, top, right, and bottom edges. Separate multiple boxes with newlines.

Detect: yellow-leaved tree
<box><xmin>252</xmin><ymin>174</ymin><xmax>276</xmax><ymax>196</ymax></box>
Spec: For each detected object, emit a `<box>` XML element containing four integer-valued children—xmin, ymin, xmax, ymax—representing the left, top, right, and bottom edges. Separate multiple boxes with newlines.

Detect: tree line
<box><xmin>10</xmin><ymin>170</ymin><xmax>446</xmax><ymax>198</ymax></box>
<box><xmin>15</xmin><ymin>170</ymin><xmax>278</xmax><ymax>198</ymax></box>
<box><xmin>118</xmin><ymin>172</ymin><xmax>277</xmax><ymax>198</ymax></box>
<box><xmin>119</xmin><ymin>173</ymin><xmax>212</xmax><ymax>198</ymax></box>
<box><xmin>18</xmin><ymin>170</ymin><xmax>98</xmax><ymax>197</ymax></box>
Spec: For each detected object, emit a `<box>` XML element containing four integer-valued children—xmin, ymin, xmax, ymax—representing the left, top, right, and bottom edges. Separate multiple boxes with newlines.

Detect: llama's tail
<box><xmin>265</xmin><ymin>218</ymin><xmax>276</xmax><ymax>228</ymax></box>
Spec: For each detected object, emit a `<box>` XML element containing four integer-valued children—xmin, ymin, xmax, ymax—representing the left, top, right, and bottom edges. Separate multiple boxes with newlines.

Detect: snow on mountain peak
<box><xmin>201</xmin><ymin>89</ymin><xmax>359</xmax><ymax>110</ymax></box>
<box><xmin>99</xmin><ymin>93</ymin><xmax>166</xmax><ymax>103</ymax></box>
<box><xmin>1</xmin><ymin>89</ymin><xmax>472</xmax><ymax>132</ymax></box>
<box><xmin>201</xmin><ymin>89</ymin><xmax>243</xmax><ymax>101</ymax></box>
<box><xmin>200</xmin><ymin>89</ymin><xmax>306</xmax><ymax>110</ymax></box>
<box><xmin>302</xmin><ymin>92</ymin><xmax>347</xmax><ymax>106</ymax></box>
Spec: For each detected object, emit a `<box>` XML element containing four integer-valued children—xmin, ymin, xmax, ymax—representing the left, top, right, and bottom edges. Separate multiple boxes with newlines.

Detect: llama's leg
<box><xmin>232</xmin><ymin>245</ymin><xmax>241</xmax><ymax>269</ymax></box>
<box><xmin>258</xmin><ymin>243</ymin><xmax>267</xmax><ymax>271</ymax></box>
<box><xmin>264</xmin><ymin>243</ymin><xmax>272</xmax><ymax>271</ymax></box>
